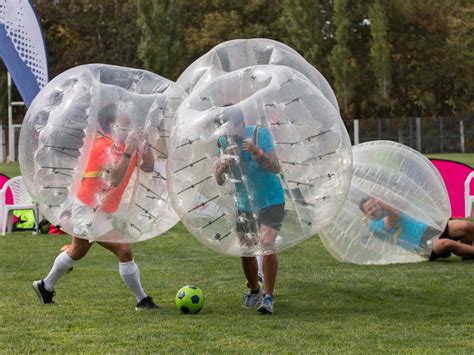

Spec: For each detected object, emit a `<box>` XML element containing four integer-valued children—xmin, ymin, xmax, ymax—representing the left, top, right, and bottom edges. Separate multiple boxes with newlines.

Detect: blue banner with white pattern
<box><xmin>0</xmin><ymin>0</ymin><xmax>48</xmax><ymax>107</ymax></box>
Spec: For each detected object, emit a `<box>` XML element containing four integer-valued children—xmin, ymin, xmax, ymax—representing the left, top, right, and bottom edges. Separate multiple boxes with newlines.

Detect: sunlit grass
<box><xmin>1</xmin><ymin>224</ymin><xmax>474</xmax><ymax>352</ymax></box>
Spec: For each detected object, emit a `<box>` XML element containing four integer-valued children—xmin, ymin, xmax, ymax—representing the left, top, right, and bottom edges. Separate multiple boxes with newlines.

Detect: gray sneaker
<box><xmin>258</xmin><ymin>293</ymin><xmax>274</xmax><ymax>314</ymax></box>
<box><xmin>241</xmin><ymin>289</ymin><xmax>263</xmax><ymax>308</ymax></box>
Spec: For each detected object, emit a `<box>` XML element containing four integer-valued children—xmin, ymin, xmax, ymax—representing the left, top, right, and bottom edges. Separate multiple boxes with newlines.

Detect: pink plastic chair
<box><xmin>465</xmin><ymin>172</ymin><xmax>474</xmax><ymax>217</ymax></box>
<box><xmin>0</xmin><ymin>176</ymin><xmax>40</xmax><ymax>236</ymax></box>
<box><xmin>430</xmin><ymin>159</ymin><xmax>474</xmax><ymax>218</ymax></box>
<box><xmin>0</xmin><ymin>174</ymin><xmax>18</xmax><ymax>230</ymax></box>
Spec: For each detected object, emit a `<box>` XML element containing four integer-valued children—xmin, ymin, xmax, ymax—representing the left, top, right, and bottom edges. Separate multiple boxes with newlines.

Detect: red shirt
<box><xmin>76</xmin><ymin>132</ymin><xmax>138</xmax><ymax>213</ymax></box>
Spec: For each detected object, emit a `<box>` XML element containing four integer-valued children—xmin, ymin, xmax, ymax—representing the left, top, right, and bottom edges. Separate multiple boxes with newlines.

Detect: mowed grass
<box><xmin>0</xmin><ymin>163</ymin><xmax>21</xmax><ymax>178</ymax></box>
<box><xmin>0</xmin><ymin>153</ymin><xmax>473</xmax><ymax>352</ymax></box>
<box><xmin>2</xmin><ymin>225</ymin><xmax>474</xmax><ymax>353</ymax></box>
<box><xmin>426</xmin><ymin>153</ymin><xmax>474</xmax><ymax>167</ymax></box>
<box><xmin>1</xmin><ymin>153</ymin><xmax>471</xmax><ymax>179</ymax></box>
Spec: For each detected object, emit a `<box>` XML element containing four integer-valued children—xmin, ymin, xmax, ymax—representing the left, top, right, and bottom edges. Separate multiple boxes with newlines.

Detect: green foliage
<box><xmin>181</xmin><ymin>0</ymin><xmax>287</xmax><ymax>68</ymax></box>
<box><xmin>369</xmin><ymin>0</ymin><xmax>392</xmax><ymax>115</ymax></box>
<box><xmin>32</xmin><ymin>0</ymin><xmax>142</xmax><ymax>78</ymax></box>
<box><xmin>330</xmin><ymin>0</ymin><xmax>359</xmax><ymax>117</ymax></box>
<box><xmin>279</xmin><ymin>0</ymin><xmax>338</xmax><ymax>83</ymax></box>
<box><xmin>281</xmin><ymin>0</ymin><xmax>322</xmax><ymax>65</ymax></box>
<box><xmin>24</xmin><ymin>0</ymin><xmax>474</xmax><ymax>119</ymax></box>
<box><xmin>137</xmin><ymin>0</ymin><xmax>181</xmax><ymax>80</ymax></box>
<box><xmin>446</xmin><ymin>3</ymin><xmax>474</xmax><ymax>115</ymax></box>
<box><xmin>0</xmin><ymin>62</ymin><xmax>7</xmax><ymax>127</ymax></box>
<box><xmin>388</xmin><ymin>0</ymin><xmax>460</xmax><ymax>117</ymax></box>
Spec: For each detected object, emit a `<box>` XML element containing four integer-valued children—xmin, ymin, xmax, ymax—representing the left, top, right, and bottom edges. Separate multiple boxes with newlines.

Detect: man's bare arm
<box><xmin>214</xmin><ymin>160</ymin><xmax>230</xmax><ymax>185</ymax></box>
<box><xmin>378</xmin><ymin>200</ymin><xmax>401</xmax><ymax>229</ymax></box>
<box><xmin>243</xmin><ymin>140</ymin><xmax>280</xmax><ymax>174</ymax></box>
<box><xmin>140</xmin><ymin>144</ymin><xmax>154</xmax><ymax>173</ymax></box>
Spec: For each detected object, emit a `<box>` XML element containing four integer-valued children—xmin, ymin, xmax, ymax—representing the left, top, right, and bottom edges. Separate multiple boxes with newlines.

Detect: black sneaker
<box><xmin>135</xmin><ymin>296</ymin><xmax>159</xmax><ymax>311</ymax></box>
<box><xmin>32</xmin><ymin>280</ymin><xmax>55</xmax><ymax>304</ymax></box>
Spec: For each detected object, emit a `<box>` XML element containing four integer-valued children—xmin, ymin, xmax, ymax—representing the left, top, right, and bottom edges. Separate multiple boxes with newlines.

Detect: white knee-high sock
<box><xmin>257</xmin><ymin>255</ymin><xmax>264</xmax><ymax>281</ymax></box>
<box><xmin>43</xmin><ymin>251</ymin><xmax>75</xmax><ymax>291</ymax></box>
<box><xmin>119</xmin><ymin>260</ymin><xmax>147</xmax><ymax>302</ymax></box>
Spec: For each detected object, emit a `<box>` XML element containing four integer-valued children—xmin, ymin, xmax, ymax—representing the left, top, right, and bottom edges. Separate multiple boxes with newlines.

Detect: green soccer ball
<box><xmin>175</xmin><ymin>285</ymin><xmax>205</xmax><ymax>314</ymax></box>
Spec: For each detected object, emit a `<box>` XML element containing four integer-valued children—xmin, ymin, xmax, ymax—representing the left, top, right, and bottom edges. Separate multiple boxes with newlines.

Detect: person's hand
<box><xmin>216</xmin><ymin>157</ymin><xmax>232</xmax><ymax>172</ymax></box>
<box><xmin>242</xmin><ymin>139</ymin><xmax>259</xmax><ymax>154</ymax></box>
<box><xmin>225</xmin><ymin>143</ymin><xmax>240</xmax><ymax>156</ymax></box>
<box><xmin>125</xmin><ymin>130</ymin><xmax>145</xmax><ymax>154</ymax></box>
<box><xmin>374</xmin><ymin>199</ymin><xmax>389</xmax><ymax>211</ymax></box>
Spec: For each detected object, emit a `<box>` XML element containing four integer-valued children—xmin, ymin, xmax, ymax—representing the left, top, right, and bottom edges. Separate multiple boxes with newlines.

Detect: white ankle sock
<box><xmin>43</xmin><ymin>251</ymin><xmax>75</xmax><ymax>291</ymax></box>
<box><xmin>119</xmin><ymin>260</ymin><xmax>147</xmax><ymax>302</ymax></box>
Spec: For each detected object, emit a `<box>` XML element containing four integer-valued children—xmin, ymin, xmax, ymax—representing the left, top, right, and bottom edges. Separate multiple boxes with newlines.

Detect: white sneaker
<box><xmin>241</xmin><ymin>288</ymin><xmax>263</xmax><ymax>308</ymax></box>
<box><xmin>257</xmin><ymin>293</ymin><xmax>274</xmax><ymax>314</ymax></box>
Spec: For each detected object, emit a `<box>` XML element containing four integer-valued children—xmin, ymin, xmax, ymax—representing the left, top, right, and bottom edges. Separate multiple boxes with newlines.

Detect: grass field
<box><xmin>1</xmin><ymin>153</ymin><xmax>472</xmax><ymax>179</ymax></box>
<box><xmin>1</xmin><ymin>154</ymin><xmax>473</xmax><ymax>352</ymax></box>
<box><xmin>2</xmin><ymin>225</ymin><xmax>474</xmax><ymax>353</ymax></box>
<box><xmin>426</xmin><ymin>153</ymin><xmax>474</xmax><ymax>168</ymax></box>
<box><xmin>0</xmin><ymin>163</ymin><xmax>21</xmax><ymax>178</ymax></box>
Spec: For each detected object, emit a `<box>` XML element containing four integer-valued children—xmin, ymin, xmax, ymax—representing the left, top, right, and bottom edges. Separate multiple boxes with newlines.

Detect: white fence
<box><xmin>0</xmin><ymin>123</ymin><xmax>4</xmax><ymax>162</ymax></box>
<box><xmin>1</xmin><ymin>116</ymin><xmax>472</xmax><ymax>163</ymax></box>
<box><xmin>344</xmin><ymin>116</ymin><xmax>473</xmax><ymax>154</ymax></box>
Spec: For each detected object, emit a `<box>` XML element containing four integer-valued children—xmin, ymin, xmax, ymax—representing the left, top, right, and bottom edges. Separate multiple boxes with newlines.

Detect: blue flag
<box><xmin>0</xmin><ymin>1</ymin><xmax>49</xmax><ymax>107</ymax></box>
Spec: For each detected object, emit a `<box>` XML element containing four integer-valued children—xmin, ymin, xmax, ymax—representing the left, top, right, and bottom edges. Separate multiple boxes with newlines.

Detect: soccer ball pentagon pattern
<box><xmin>175</xmin><ymin>285</ymin><xmax>205</xmax><ymax>314</ymax></box>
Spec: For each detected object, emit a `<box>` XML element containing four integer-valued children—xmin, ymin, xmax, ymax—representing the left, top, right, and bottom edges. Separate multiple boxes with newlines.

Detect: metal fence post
<box><xmin>7</xmin><ymin>73</ymin><xmax>13</xmax><ymax>162</ymax></box>
<box><xmin>0</xmin><ymin>122</ymin><xmax>4</xmax><ymax>163</ymax></box>
<box><xmin>439</xmin><ymin>116</ymin><xmax>444</xmax><ymax>153</ymax></box>
<box><xmin>7</xmin><ymin>72</ymin><xmax>25</xmax><ymax>163</ymax></box>
<box><xmin>354</xmin><ymin>119</ymin><xmax>359</xmax><ymax>145</ymax></box>
<box><xmin>416</xmin><ymin>117</ymin><xmax>421</xmax><ymax>151</ymax></box>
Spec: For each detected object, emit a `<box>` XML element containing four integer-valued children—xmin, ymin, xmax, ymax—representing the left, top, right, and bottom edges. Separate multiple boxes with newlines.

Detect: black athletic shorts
<box><xmin>236</xmin><ymin>204</ymin><xmax>285</xmax><ymax>234</ymax></box>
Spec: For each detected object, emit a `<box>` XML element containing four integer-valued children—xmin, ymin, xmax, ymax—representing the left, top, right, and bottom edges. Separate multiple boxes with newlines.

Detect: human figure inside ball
<box><xmin>33</xmin><ymin>104</ymin><xmax>159</xmax><ymax>310</ymax></box>
<box><xmin>359</xmin><ymin>196</ymin><xmax>474</xmax><ymax>261</ymax></box>
<box><xmin>214</xmin><ymin>105</ymin><xmax>285</xmax><ymax>314</ymax></box>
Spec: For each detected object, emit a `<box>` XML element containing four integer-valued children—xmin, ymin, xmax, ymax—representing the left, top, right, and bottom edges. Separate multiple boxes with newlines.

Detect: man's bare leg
<box><xmin>67</xmin><ymin>236</ymin><xmax>94</xmax><ymax>260</ymax></box>
<box><xmin>262</xmin><ymin>254</ymin><xmax>278</xmax><ymax>295</ymax></box>
<box><xmin>98</xmin><ymin>232</ymin><xmax>150</xmax><ymax>305</ymax></box>
<box><xmin>259</xmin><ymin>225</ymin><xmax>279</xmax><ymax>294</ymax></box>
<box><xmin>241</xmin><ymin>256</ymin><xmax>260</xmax><ymax>292</ymax></box>
<box><xmin>33</xmin><ymin>236</ymin><xmax>88</xmax><ymax>303</ymax></box>
<box><xmin>434</xmin><ymin>238</ymin><xmax>474</xmax><ymax>258</ymax></box>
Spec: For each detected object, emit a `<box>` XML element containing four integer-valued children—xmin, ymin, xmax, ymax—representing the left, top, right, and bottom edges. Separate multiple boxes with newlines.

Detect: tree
<box><xmin>137</xmin><ymin>0</ymin><xmax>181</xmax><ymax>80</ymax></box>
<box><xmin>446</xmin><ymin>2</ymin><xmax>474</xmax><ymax>115</ymax></box>
<box><xmin>369</xmin><ymin>0</ymin><xmax>392</xmax><ymax>117</ymax></box>
<box><xmin>180</xmin><ymin>0</ymin><xmax>287</xmax><ymax>70</ymax></box>
<box><xmin>32</xmin><ymin>0</ymin><xmax>142</xmax><ymax>78</ymax></box>
<box><xmin>329</xmin><ymin>0</ymin><xmax>358</xmax><ymax>118</ymax></box>
<box><xmin>281</xmin><ymin>0</ymin><xmax>322</xmax><ymax>65</ymax></box>
<box><xmin>388</xmin><ymin>0</ymin><xmax>461</xmax><ymax>117</ymax></box>
<box><xmin>0</xmin><ymin>63</ymin><xmax>7</xmax><ymax>128</ymax></box>
<box><xmin>280</xmin><ymin>0</ymin><xmax>337</xmax><ymax>82</ymax></box>
<box><xmin>22</xmin><ymin>0</ymin><xmax>472</xmax><ymax>121</ymax></box>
